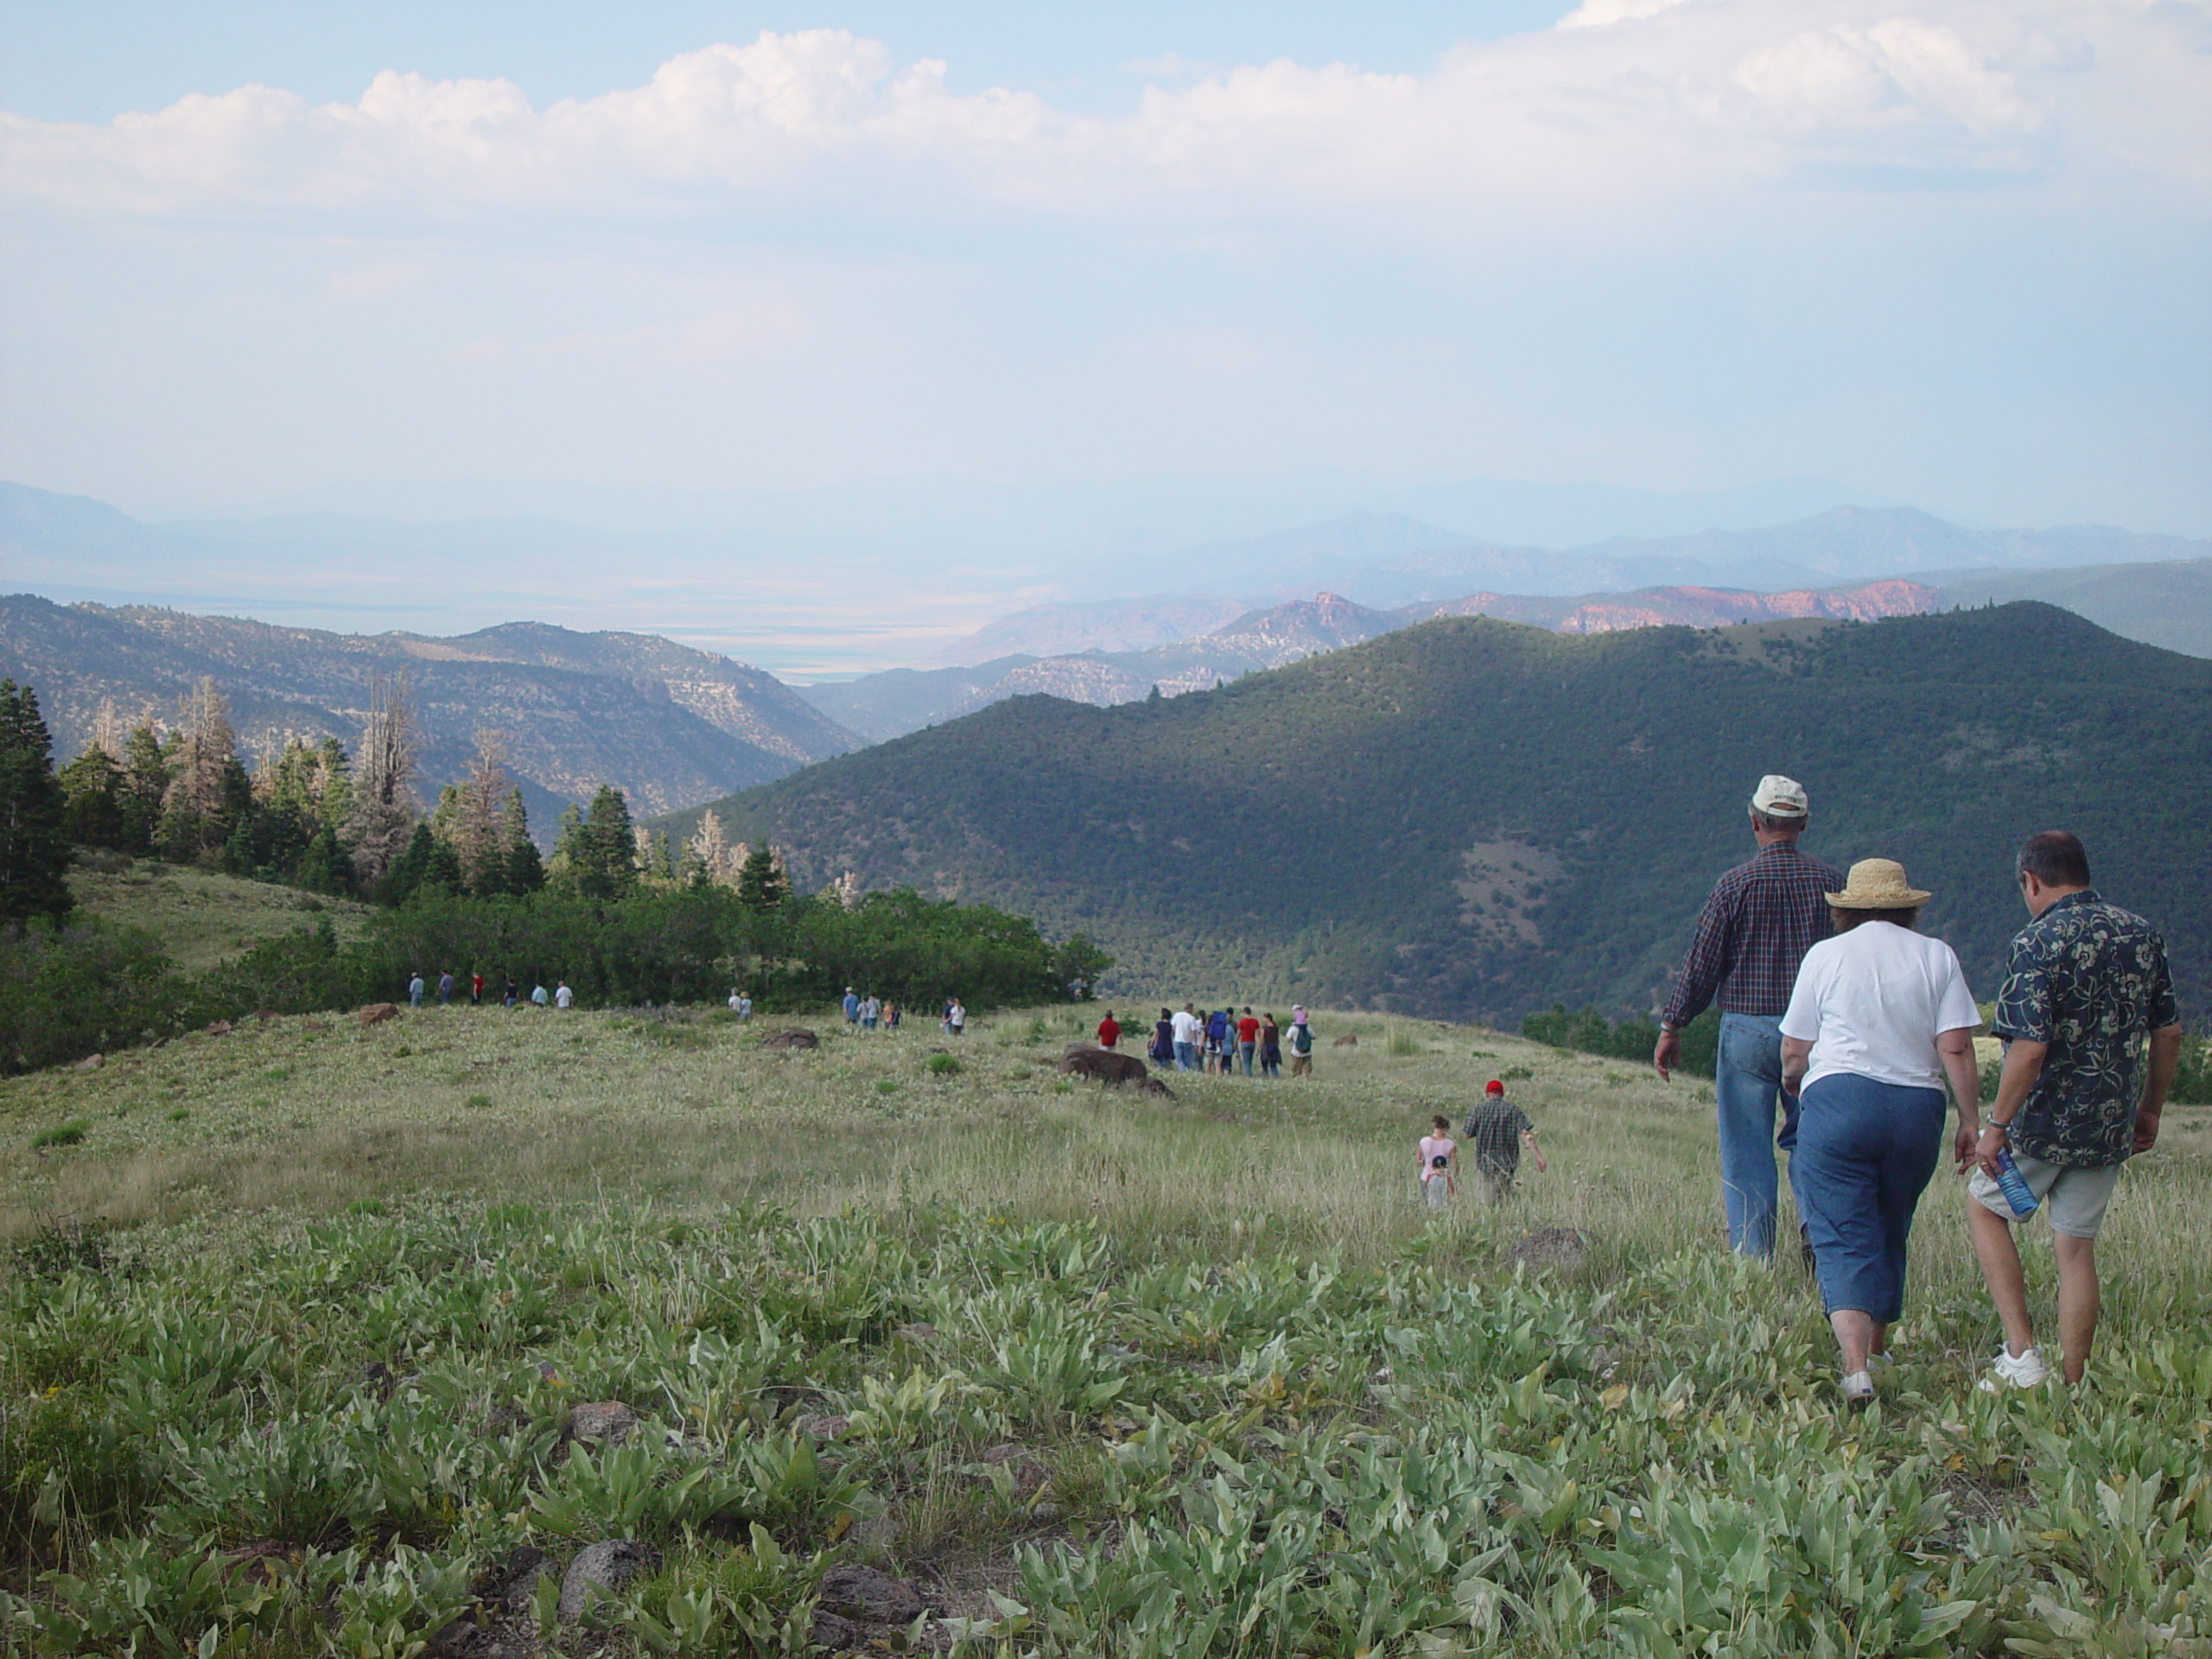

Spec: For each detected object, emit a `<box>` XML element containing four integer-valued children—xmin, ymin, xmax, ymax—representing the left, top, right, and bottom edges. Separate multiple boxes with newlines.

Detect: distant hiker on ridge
<box><xmin>1654</xmin><ymin>774</ymin><xmax>1842</xmax><ymax>1259</ymax></box>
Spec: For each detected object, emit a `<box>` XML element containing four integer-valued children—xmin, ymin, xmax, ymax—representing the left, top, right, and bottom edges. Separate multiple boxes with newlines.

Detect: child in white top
<box><xmin>1418</xmin><ymin>1114</ymin><xmax>1459</xmax><ymax>1208</ymax></box>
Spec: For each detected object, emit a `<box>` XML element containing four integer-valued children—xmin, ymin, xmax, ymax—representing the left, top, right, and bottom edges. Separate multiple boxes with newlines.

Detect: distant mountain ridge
<box><xmin>800</xmin><ymin>556</ymin><xmax>2212</xmax><ymax>741</ymax></box>
<box><xmin>670</xmin><ymin>603</ymin><xmax>2212</xmax><ymax>1025</ymax></box>
<box><xmin>0</xmin><ymin>597</ymin><xmax>860</xmax><ymax>830</ymax></box>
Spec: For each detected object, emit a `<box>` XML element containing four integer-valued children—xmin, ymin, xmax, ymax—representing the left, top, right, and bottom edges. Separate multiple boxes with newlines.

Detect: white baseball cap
<box><xmin>1751</xmin><ymin>775</ymin><xmax>1808</xmax><ymax>817</ymax></box>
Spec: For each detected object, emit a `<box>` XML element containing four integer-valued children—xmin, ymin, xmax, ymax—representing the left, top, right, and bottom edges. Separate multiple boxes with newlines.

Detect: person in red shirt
<box><xmin>1096</xmin><ymin>1009</ymin><xmax>1121</xmax><ymax>1049</ymax></box>
<box><xmin>1236</xmin><ymin>1007</ymin><xmax>1261</xmax><ymax>1076</ymax></box>
<box><xmin>470</xmin><ymin>972</ymin><xmax>484</xmax><ymax>1007</ymax></box>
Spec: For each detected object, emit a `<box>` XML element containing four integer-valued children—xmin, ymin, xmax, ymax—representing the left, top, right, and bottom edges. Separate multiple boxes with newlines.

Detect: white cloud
<box><xmin>0</xmin><ymin>5</ymin><xmax>2202</xmax><ymax>229</ymax></box>
<box><xmin>1558</xmin><ymin>0</ymin><xmax>1701</xmax><ymax>29</ymax></box>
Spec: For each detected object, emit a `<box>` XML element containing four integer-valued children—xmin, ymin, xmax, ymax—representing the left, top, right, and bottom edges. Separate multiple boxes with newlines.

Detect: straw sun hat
<box><xmin>1826</xmin><ymin>857</ymin><xmax>1933</xmax><ymax>910</ymax></box>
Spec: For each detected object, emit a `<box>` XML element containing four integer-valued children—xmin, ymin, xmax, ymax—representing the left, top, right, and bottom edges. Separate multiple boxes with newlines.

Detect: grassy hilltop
<box><xmin>64</xmin><ymin>854</ymin><xmax>374</xmax><ymax>975</ymax></box>
<box><xmin>664</xmin><ymin>602</ymin><xmax>2212</xmax><ymax>1025</ymax></box>
<box><xmin>3</xmin><ymin>988</ymin><xmax>2209</xmax><ymax>1655</ymax></box>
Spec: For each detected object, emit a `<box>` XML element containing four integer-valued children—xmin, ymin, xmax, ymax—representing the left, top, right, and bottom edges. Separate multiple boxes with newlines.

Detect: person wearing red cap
<box><xmin>1461</xmin><ymin>1080</ymin><xmax>1544</xmax><ymax>1205</ymax></box>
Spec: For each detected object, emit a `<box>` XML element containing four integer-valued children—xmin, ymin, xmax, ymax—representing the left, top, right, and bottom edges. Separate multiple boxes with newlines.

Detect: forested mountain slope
<box><xmin>667</xmin><ymin>604</ymin><xmax>2212</xmax><ymax>1023</ymax></box>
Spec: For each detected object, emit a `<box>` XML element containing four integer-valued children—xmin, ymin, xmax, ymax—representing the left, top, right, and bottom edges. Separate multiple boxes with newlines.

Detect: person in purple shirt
<box><xmin>1653</xmin><ymin>775</ymin><xmax>1843</xmax><ymax>1259</ymax></box>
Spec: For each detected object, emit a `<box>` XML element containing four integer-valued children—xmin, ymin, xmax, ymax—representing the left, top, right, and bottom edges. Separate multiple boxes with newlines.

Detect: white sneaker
<box><xmin>1840</xmin><ymin>1370</ymin><xmax>1874</xmax><ymax>1408</ymax></box>
<box><xmin>1978</xmin><ymin>1344</ymin><xmax>2050</xmax><ymax>1392</ymax></box>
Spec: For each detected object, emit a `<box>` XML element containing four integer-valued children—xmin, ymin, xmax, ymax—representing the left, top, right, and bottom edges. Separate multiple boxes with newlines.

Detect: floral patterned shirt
<box><xmin>1993</xmin><ymin>890</ymin><xmax>2179</xmax><ymax>1167</ymax></box>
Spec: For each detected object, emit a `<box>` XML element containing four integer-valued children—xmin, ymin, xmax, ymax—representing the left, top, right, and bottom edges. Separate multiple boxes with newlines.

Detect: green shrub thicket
<box><xmin>0</xmin><ymin>885</ymin><xmax>1106</xmax><ymax>1074</ymax></box>
<box><xmin>1521</xmin><ymin>1006</ymin><xmax>1720</xmax><ymax>1079</ymax></box>
<box><xmin>5</xmin><ymin>1204</ymin><xmax>2209</xmax><ymax>1656</ymax></box>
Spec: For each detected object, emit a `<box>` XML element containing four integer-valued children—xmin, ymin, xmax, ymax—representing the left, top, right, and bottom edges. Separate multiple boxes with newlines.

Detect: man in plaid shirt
<box><xmin>1654</xmin><ymin>775</ymin><xmax>1843</xmax><ymax>1257</ymax></box>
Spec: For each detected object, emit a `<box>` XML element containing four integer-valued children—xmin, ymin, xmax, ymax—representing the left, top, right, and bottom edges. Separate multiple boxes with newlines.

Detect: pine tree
<box><xmin>58</xmin><ymin>746</ymin><xmax>125</xmax><ymax>849</ymax></box>
<box><xmin>556</xmin><ymin>786</ymin><xmax>639</xmax><ymax>901</ymax></box>
<box><xmin>421</xmin><ymin>836</ymin><xmax>465</xmax><ymax>896</ymax></box>
<box><xmin>0</xmin><ymin>681</ymin><xmax>74</xmax><ymax>924</ymax></box>
<box><xmin>379</xmin><ymin>822</ymin><xmax>437</xmax><ymax>906</ymax></box>
<box><xmin>296</xmin><ymin>827</ymin><xmax>353</xmax><ymax>895</ymax></box>
<box><xmin>500</xmin><ymin>789</ymin><xmax>546</xmax><ymax>895</ymax></box>
<box><xmin>118</xmin><ymin>722</ymin><xmax>171</xmax><ymax>855</ymax></box>
<box><xmin>736</xmin><ymin>842</ymin><xmax>789</xmax><ymax>911</ymax></box>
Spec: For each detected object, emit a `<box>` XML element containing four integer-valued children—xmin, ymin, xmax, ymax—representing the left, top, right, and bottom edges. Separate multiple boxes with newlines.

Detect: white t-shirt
<box><xmin>1171</xmin><ymin>1009</ymin><xmax>1200</xmax><ymax>1045</ymax></box>
<box><xmin>1781</xmin><ymin>921</ymin><xmax>1979</xmax><ymax>1092</ymax></box>
<box><xmin>554</xmin><ymin>985</ymin><xmax>573</xmax><ymax>1009</ymax></box>
<box><xmin>1418</xmin><ymin>1135</ymin><xmax>1455</xmax><ymax>1183</ymax></box>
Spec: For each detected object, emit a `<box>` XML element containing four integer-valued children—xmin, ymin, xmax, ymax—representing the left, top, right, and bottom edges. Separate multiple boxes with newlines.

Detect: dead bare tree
<box><xmin>450</xmin><ymin>729</ymin><xmax>512</xmax><ymax>889</ymax></box>
<box><xmin>346</xmin><ymin>673</ymin><xmax>419</xmax><ymax>883</ymax></box>
<box><xmin>163</xmin><ymin>677</ymin><xmax>238</xmax><ymax>827</ymax></box>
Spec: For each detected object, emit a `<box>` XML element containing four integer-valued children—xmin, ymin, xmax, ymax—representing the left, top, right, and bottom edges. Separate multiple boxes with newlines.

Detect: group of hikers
<box><xmin>838</xmin><ymin>988</ymin><xmax>967</xmax><ymax>1036</ymax></box>
<box><xmin>407</xmin><ymin>969</ymin><xmax>572</xmax><ymax>1010</ymax></box>
<box><xmin>1636</xmin><ymin>774</ymin><xmax>2181</xmax><ymax>1405</ymax></box>
<box><xmin>1092</xmin><ymin>1003</ymin><xmax>1319</xmax><ymax>1077</ymax></box>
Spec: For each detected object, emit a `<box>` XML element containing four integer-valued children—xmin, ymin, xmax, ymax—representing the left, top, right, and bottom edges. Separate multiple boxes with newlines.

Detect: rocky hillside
<box><xmin>0</xmin><ymin>597</ymin><xmax>859</xmax><ymax>827</ymax></box>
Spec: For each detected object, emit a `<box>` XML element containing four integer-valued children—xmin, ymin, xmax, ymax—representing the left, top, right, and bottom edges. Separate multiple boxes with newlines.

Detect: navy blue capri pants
<box><xmin>1792</xmin><ymin>1072</ymin><xmax>1948</xmax><ymax>1325</ymax></box>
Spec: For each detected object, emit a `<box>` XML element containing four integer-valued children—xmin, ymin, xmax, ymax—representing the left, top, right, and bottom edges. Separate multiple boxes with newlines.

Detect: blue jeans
<box><xmin>1239</xmin><ymin>1041</ymin><xmax>1255</xmax><ymax>1076</ymax></box>
<box><xmin>1716</xmin><ymin>1012</ymin><xmax>1788</xmax><ymax>1256</ymax></box>
<box><xmin>1794</xmin><ymin>1073</ymin><xmax>1946</xmax><ymax>1323</ymax></box>
<box><xmin>1173</xmin><ymin>1041</ymin><xmax>1196</xmax><ymax>1071</ymax></box>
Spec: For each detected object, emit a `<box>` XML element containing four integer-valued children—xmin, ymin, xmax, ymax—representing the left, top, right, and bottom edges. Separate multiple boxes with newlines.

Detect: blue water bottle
<box><xmin>1992</xmin><ymin>1142</ymin><xmax>2038</xmax><ymax>1218</ymax></box>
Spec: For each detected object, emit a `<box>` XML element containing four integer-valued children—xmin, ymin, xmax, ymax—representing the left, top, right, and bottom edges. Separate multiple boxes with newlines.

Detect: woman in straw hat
<box><xmin>1778</xmin><ymin>859</ymin><xmax>1986</xmax><ymax>1406</ymax></box>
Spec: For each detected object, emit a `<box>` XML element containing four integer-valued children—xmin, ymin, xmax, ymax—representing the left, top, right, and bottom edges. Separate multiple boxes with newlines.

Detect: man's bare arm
<box><xmin>2134</xmin><ymin>1024</ymin><xmax>2183</xmax><ymax>1155</ymax></box>
<box><xmin>1976</xmin><ymin>1039</ymin><xmax>2048</xmax><ymax>1176</ymax></box>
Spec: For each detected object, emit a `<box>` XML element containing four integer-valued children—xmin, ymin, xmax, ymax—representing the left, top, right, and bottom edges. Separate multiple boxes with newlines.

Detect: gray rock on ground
<box><xmin>1510</xmin><ymin>1227</ymin><xmax>1592</xmax><ymax>1268</ymax></box>
<box><xmin>816</xmin><ymin>1562</ymin><xmax>925</xmax><ymax>1624</ymax></box>
<box><xmin>558</xmin><ymin>1540</ymin><xmax>662</xmax><ymax>1623</ymax></box>
<box><xmin>566</xmin><ymin>1401</ymin><xmax>637</xmax><ymax>1446</ymax></box>
<box><xmin>760</xmin><ymin>1027</ymin><xmax>820</xmax><ymax>1051</ymax></box>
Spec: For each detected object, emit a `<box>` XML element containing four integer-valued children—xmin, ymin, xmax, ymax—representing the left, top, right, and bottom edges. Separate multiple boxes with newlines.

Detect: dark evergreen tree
<box><xmin>0</xmin><ymin>681</ymin><xmax>75</xmax><ymax>924</ymax></box>
<box><xmin>495</xmin><ymin>788</ymin><xmax>544</xmax><ymax>895</ymax></box>
<box><xmin>420</xmin><ymin>836</ymin><xmax>466</xmax><ymax>897</ymax></box>
<box><xmin>556</xmin><ymin>785</ymin><xmax>638</xmax><ymax>900</ymax></box>
<box><xmin>378</xmin><ymin>822</ymin><xmax>437</xmax><ymax>906</ymax></box>
<box><xmin>58</xmin><ymin>746</ymin><xmax>125</xmax><ymax>849</ymax></box>
<box><xmin>736</xmin><ymin>842</ymin><xmax>789</xmax><ymax>911</ymax></box>
<box><xmin>117</xmin><ymin>723</ymin><xmax>171</xmax><ymax>855</ymax></box>
<box><xmin>296</xmin><ymin>827</ymin><xmax>353</xmax><ymax>896</ymax></box>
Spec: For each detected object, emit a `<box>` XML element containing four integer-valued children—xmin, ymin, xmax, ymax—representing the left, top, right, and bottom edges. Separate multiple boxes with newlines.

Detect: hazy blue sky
<box><xmin>3</xmin><ymin>0</ymin><xmax>2208</xmax><ymax>537</ymax></box>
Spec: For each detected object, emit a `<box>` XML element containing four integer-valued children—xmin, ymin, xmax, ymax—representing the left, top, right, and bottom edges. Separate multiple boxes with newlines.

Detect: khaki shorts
<box><xmin>1967</xmin><ymin>1151</ymin><xmax>2123</xmax><ymax>1240</ymax></box>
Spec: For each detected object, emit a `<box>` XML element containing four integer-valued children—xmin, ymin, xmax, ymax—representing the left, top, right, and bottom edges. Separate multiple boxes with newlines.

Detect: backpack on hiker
<box><xmin>1290</xmin><ymin>1023</ymin><xmax>1313</xmax><ymax>1056</ymax></box>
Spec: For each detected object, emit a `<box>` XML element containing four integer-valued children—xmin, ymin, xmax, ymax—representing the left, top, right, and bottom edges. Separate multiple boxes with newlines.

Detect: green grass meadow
<box><xmin>3</xmin><ymin>998</ymin><xmax>2209</xmax><ymax>1656</ymax></box>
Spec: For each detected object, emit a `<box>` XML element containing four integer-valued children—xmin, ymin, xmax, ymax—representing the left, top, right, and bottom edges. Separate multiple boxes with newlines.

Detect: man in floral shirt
<box><xmin>1967</xmin><ymin>831</ymin><xmax>2183</xmax><ymax>1390</ymax></box>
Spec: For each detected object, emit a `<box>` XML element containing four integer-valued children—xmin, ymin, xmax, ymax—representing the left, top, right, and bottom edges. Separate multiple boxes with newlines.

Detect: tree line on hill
<box><xmin>0</xmin><ymin>677</ymin><xmax>1109</xmax><ymax>1073</ymax></box>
